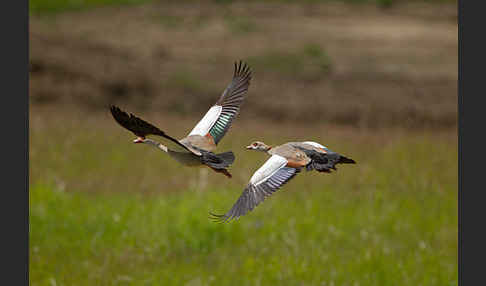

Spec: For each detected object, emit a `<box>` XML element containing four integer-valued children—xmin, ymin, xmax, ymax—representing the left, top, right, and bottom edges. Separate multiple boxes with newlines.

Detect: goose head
<box><xmin>133</xmin><ymin>136</ymin><xmax>146</xmax><ymax>144</ymax></box>
<box><xmin>133</xmin><ymin>137</ymin><xmax>158</xmax><ymax>146</ymax></box>
<box><xmin>246</xmin><ymin>141</ymin><xmax>272</xmax><ymax>151</ymax></box>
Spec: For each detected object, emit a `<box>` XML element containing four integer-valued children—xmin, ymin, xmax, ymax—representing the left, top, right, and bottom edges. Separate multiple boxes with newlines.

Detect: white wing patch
<box><xmin>302</xmin><ymin>141</ymin><xmax>328</xmax><ymax>150</ymax></box>
<box><xmin>188</xmin><ymin>105</ymin><xmax>222</xmax><ymax>136</ymax></box>
<box><xmin>249</xmin><ymin>155</ymin><xmax>288</xmax><ymax>186</ymax></box>
<box><xmin>210</xmin><ymin>158</ymin><xmax>299</xmax><ymax>223</ymax></box>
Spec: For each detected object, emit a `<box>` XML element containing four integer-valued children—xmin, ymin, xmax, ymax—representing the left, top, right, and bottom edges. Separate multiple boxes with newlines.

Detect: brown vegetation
<box><xmin>29</xmin><ymin>1</ymin><xmax>457</xmax><ymax>129</ymax></box>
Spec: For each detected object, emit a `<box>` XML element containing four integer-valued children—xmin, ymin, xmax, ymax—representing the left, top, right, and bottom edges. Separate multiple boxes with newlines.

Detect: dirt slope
<box><xmin>29</xmin><ymin>1</ymin><xmax>457</xmax><ymax>128</ymax></box>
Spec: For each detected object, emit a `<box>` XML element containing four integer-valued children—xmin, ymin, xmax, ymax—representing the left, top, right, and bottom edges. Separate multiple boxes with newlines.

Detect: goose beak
<box><xmin>133</xmin><ymin>137</ymin><xmax>145</xmax><ymax>143</ymax></box>
<box><xmin>246</xmin><ymin>145</ymin><xmax>253</xmax><ymax>149</ymax></box>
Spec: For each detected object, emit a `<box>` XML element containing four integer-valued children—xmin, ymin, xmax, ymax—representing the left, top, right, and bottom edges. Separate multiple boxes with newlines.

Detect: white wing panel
<box><xmin>249</xmin><ymin>155</ymin><xmax>288</xmax><ymax>186</ymax></box>
<box><xmin>188</xmin><ymin>105</ymin><xmax>222</xmax><ymax>136</ymax></box>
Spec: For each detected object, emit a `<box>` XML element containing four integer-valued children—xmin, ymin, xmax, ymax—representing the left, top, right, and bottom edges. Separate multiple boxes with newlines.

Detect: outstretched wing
<box><xmin>188</xmin><ymin>61</ymin><xmax>252</xmax><ymax>145</ymax></box>
<box><xmin>110</xmin><ymin>105</ymin><xmax>165</xmax><ymax>138</ymax></box>
<box><xmin>110</xmin><ymin>105</ymin><xmax>196</xmax><ymax>154</ymax></box>
<box><xmin>210</xmin><ymin>155</ymin><xmax>300</xmax><ymax>223</ymax></box>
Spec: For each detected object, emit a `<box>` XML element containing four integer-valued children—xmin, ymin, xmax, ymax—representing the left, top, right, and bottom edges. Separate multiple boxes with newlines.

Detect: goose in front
<box><xmin>109</xmin><ymin>61</ymin><xmax>252</xmax><ymax>178</ymax></box>
<box><xmin>210</xmin><ymin>140</ymin><xmax>356</xmax><ymax>222</ymax></box>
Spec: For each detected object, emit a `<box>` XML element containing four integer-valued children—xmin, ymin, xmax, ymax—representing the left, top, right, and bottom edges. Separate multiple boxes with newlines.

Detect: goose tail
<box><xmin>339</xmin><ymin>155</ymin><xmax>356</xmax><ymax>164</ymax></box>
<box><xmin>305</xmin><ymin>153</ymin><xmax>356</xmax><ymax>173</ymax></box>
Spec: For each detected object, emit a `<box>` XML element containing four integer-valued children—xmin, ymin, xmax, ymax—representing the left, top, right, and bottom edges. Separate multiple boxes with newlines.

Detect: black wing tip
<box><xmin>109</xmin><ymin>104</ymin><xmax>120</xmax><ymax>114</ymax></box>
<box><xmin>108</xmin><ymin>105</ymin><xmax>169</xmax><ymax>139</ymax></box>
<box><xmin>110</xmin><ymin>104</ymin><xmax>126</xmax><ymax>112</ymax></box>
<box><xmin>233</xmin><ymin>60</ymin><xmax>252</xmax><ymax>79</ymax></box>
<box><xmin>109</xmin><ymin>104</ymin><xmax>127</xmax><ymax>123</ymax></box>
<box><xmin>109</xmin><ymin>105</ymin><xmax>131</xmax><ymax>120</ymax></box>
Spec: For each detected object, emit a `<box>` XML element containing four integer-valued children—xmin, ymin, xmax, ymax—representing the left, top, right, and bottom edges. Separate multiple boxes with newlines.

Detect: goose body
<box><xmin>110</xmin><ymin>61</ymin><xmax>252</xmax><ymax>178</ymax></box>
<box><xmin>211</xmin><ymin>140</ymin><xmax>356</xmax><ymax>222</ymax></box>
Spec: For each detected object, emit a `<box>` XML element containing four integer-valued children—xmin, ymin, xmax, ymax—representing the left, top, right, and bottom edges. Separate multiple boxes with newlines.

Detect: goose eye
<box><xmin>253</xmin><ymin>143</ymin><xmax>257</xmax><ymax>146</ymax></box>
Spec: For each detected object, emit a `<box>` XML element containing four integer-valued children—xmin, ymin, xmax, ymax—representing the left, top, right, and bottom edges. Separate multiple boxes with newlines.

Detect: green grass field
<box><xmin>29</xmin><ymin>111</ymin><xmax>457</xmax><ymax>285</ymax></box>
<box><xmin>29</xmin><ymin>0</ymin><xmax>457</xmax><ymax>284</ymax></box>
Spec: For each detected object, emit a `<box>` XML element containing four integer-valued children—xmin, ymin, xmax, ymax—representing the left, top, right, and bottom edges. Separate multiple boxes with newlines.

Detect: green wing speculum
<box><xmin>209</xmin><ymin>61</ymin><xmax>252</xmax><ymax>145</ymax></box>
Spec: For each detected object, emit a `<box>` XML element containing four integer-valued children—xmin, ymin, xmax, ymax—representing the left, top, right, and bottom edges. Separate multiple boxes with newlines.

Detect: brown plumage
<box><xmin>210</xmin><ymin>140</ymin><xmax>356</xmax><ymax>222</ymax></box>
<box><xmin>109</xmin><ymin>61</ymin><xmax>252</xmax><ymax>178</ymax></box>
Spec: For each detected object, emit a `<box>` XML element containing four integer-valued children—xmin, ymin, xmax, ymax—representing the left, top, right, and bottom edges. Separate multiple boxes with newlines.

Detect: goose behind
<box><xmin>109</xmin><ymin>61</ymin><xmax>252</xmax><ymax>178</ymax></box>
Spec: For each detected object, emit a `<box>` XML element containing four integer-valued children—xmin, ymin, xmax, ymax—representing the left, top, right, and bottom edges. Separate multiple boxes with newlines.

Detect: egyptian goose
<box><xmin>109</xmin><ymin>61</ymin><xmax>252</xmax><ymax>178</ymax></box>
<box><xmin>210</xmin><ymin>141</ymin><xmax>355</xmax><ymax>221</ymax></box>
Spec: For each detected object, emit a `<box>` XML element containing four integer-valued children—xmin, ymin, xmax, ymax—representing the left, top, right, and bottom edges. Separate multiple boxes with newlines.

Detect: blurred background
<box><xmin>29</xmin><ymin>0</ymin><xmax>457</xmax><ymax>285</ymax></box>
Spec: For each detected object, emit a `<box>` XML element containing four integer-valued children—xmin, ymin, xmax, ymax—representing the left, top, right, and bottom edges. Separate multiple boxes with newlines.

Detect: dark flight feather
<box><xmin>210</xmin><ymin>60</ymin><xmax>252</xmax><ymax>145</ymax></box>
<box><xmin>210</xmin><ymin>167</ymin><xmax>299</xmax><ymax>223</ymax></box>
<box><xmin>109</xmin><ymin>105</ymin><xmax>193</xmax><ymax>154</ymax></box>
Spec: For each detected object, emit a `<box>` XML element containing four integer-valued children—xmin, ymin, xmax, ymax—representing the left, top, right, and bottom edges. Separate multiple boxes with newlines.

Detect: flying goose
<box><xmin>109</xmin><ymin>61</ymin><xmax>252</xmax><ymax>178</ymax></box>
<box><xmin>210</xmin><ymin>141</ymin><xmax>356</xmax><ymax>222</ymax></box>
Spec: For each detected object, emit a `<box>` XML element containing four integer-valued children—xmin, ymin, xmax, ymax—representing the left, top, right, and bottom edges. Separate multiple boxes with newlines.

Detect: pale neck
<box><xmin>143</xmin><ymin>139</ymin><xmax>168</xmax><ymax>152</ymax></box>
<box><xmin>264</xmin><ymin>145</ymin><xmax>272</xmax><ymax>153</ymax></box>
<box><xmin>254</xmin><ymin>146</ymin><xmax>271</xmax><ymax>154</ymax></box>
